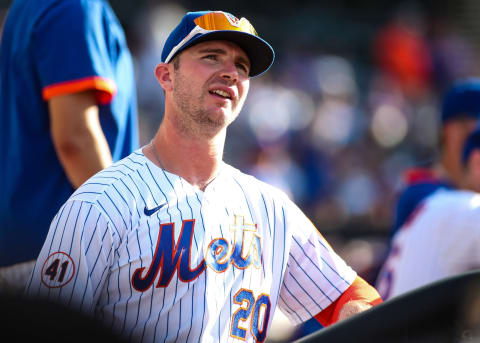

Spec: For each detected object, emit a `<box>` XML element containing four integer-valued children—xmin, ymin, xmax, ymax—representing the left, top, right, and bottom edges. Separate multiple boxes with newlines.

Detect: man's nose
<box><xmin>220</xmin><ymin>61</ymin><xmax>239</xmax><ymax>84</ymax></box>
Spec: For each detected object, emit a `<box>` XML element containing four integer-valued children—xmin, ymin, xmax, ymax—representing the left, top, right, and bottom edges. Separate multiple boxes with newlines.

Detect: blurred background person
<box><xmin>390</xmin><ymin>79</ymin><xmax>480</xmax><ymax>241</ymax></box>
<box><xmin>376</xmin><ymin>128</ymin><xmax>480</xmax><ymax>299</ymax></box>
<box><xmin>0</xmin><ymin>0</ymin><xmax>138</xmax><ymax>294</ymax></box>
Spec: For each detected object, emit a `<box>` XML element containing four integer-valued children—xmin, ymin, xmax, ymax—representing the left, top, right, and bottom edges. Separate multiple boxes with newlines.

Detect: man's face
<box><xmin>449</xmin><ymin>117</ymin><xmax>478</xmax><ymax>155</ymax></box>
<box><xmin>169</xmin><ymin>40</ymin><xmax>251</xmax><ymax>137</ymax></box>
<box><xmin>439</xmin><ymin>117</ymin><xmax>479</xmax><ymax>185</ymax></box>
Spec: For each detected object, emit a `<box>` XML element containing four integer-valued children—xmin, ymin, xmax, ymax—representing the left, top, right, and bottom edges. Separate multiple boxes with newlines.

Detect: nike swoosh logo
<box><xmin>144</xmin><ymin>203</ymin><xmax>167</xmax><ymax>216</ymax></box>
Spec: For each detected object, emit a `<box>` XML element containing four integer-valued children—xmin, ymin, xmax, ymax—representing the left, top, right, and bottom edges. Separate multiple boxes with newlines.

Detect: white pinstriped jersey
<box><xmin>25</xmin><ymin>148</ymin><xmax>356</xmax><ymax>343</ymax></box>
<box><xmin>376</xmin><ymin>189</ymin><xmax>480</xmax><ymax>300</ymax></box>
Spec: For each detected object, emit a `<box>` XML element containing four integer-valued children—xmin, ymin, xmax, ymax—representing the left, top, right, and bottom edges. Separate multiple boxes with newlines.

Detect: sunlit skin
<box><xmin>437</xmin><ymin>117</ymin><xmax>478</xmax><ymax>187</ymax></box>
<box><xmin>161</xmin><ymin>40</ymin><xmax>250</xmax><ymax>139</ymax></box>
<box><xmin>462</xmin><ymin>150</ymin><xmax>480</xmax><ymax>193</ymax></box>
<box><xmin>146</xmin><ymin>40</ymin><xmax>251</xmax><ymax>190</ymax></box>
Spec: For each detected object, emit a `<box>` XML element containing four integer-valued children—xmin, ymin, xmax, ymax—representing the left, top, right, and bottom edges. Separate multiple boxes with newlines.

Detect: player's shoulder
<box><xmin>69</xmin><ymin>149</ymin><xmax>148</xmax><ymax>204</ymax></box>
<box><xmin>219</xmin><ymin>166</ymin><xmax>296</xmax><ymax>209</ymax></box>
<box><xmin>415</xmin><ymin>189</ymin><xmax>480</xmax><ymax>227</ymax></box>
<box><xmin>424</xmin><ymin>190</ymin><xmax>480</xmax><ymax>235</ymax></box>
<box><xmin>222</xmin><ymin>163</ymin><xmax>292</xmax><ymax>202</ymax></box>
<box><xmin>392</xmin><ymin>167</ymin><xmax>453</xmax><ymax>233</ymax></box>
<box><xmin>433</xmin><ymin>188</ymin><xmax>480</xmax><ymax>209</ymax></box>
<box><xmin>397</xmin><ymin>167</ymin><xmax>452</xmax><ymax>198</ymax></box>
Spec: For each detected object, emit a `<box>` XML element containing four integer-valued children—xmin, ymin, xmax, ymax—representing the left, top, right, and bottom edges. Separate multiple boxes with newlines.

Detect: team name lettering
<box><xmin>131</xmin><ymin>216</ymin><xmax>262</xmax><ymax>292</ymax></box>
<box><xmin>131</xmin><ymin>219</ymin><xmax>205</xmax><ymax>291</ymax></box>
<box><xmin>206</xmin><ymin>215</ymin><xmax>262</xmax><ymax>272</ymax></box>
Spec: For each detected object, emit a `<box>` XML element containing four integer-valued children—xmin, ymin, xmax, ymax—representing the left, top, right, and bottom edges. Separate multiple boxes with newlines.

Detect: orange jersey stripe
<box><xmin>42</xmin><ymin>76</ymin><xmax>117</xmax><ymax>104</ymax></box>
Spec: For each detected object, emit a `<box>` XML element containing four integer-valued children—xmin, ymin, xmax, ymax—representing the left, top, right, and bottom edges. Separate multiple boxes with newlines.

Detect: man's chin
<box><xmin>210</xmin><ymin>107</ymin><xmax>236</xmax><ymax>122</ymax></box>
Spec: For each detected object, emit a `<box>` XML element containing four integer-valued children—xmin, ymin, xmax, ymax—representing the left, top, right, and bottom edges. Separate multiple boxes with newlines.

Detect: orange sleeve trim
<box><xmin>314</xmin><ymin>276</ymin><xmax>382</xmax><ymax>327</ymax></box>
<box><xmin>42</xmin><ymin>76</ymin><xmax>117</xmax><ymax>105</ymax></box>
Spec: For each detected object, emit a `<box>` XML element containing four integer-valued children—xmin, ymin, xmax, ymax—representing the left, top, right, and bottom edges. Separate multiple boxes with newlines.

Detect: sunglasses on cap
<box><xmin>161</xmin><ymin>11</ymin><xmax>274</xmax><ymax>77</ymax></box>
<box><xmin>194</xmin><ymin>12</ymin><xmax>257</xmax><ymax>35</ymax></box>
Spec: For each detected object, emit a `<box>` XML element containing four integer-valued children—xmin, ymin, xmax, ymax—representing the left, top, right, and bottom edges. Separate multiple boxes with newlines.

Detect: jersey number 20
<box><xmin>230</xmin><ymin>289</ymin><xmax>271</xmax><ymax>342</ymax></box>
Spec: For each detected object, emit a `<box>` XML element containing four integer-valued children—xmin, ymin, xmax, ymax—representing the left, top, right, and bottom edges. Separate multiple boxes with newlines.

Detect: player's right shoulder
<box><xmin>59</xmin><ymin>150</ymin><xmax>151</xmax><ymax>235</ymax></box>
<box><xmin>392</xmin><ymin>173</ymin><xmax>452</xmax><ymax>237</ymax></box>
<box><xmin>69</xmin><ymin>149</ymin><xmax>147</xmax><ymax>204</ymax></box>
<box><xmin>436</xmin><ymin>189</ymin><xmax>480</xmax><ymax>210</ymax></box>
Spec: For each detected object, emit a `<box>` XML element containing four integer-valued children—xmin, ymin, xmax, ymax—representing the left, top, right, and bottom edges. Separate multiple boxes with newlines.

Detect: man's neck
<box><xmin>435</xmin><ymin>156</ymin><xmax>461</xmax><ymax>187</ymax></box>
<box><xmin>146</xmin><ymin>119</ymin><xmax>226</xmax><ymax>191</ymax></box>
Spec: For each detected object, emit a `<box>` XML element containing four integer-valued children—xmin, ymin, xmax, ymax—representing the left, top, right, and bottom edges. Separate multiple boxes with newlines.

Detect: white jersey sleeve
<box><xmin>25</xmin><ymin>199</ymin><xmax>119</xmax><ymax>314</ymax></box>
<box><xmin>277</xmin><ymin>200</ymin><xmax>356</xmax><ymax>324</ymax></box>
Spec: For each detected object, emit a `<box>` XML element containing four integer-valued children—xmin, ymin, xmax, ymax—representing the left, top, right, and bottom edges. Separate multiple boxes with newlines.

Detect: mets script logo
<box><xmin>131</xmin><ymin>215</ymin><xmax>261</xmax><ymax>291</ymax></box>
<box><xmin>205</xmin><ymin>215</ymin><xmax>261</xmax><ymax>272</ymax></box>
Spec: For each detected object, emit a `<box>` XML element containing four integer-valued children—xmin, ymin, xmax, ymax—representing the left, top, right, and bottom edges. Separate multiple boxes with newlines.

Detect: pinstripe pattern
<box><xmin>25</xmin><ymin>148</ymin><xmax>356</xmax><ymax>342</ymax></box>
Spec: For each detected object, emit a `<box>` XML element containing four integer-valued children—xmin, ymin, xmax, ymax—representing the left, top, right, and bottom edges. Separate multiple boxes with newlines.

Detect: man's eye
<box><xmin>204</xmin><ymin>55</ymin><xmax>217</xmax><ymax>60</ymax></box>
<box><xmin>236</xmin><ymin>63</ymin><xmax>249</xmax><ymax>74</ymax></box>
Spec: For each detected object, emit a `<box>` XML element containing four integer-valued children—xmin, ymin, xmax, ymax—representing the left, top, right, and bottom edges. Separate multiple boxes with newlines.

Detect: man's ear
<box><xmin>155</xmin><ymin>63</ymin><xmax>173</xmax><ymax>92</ymax></box>
<box><xmin>465</xmin><ymin>150</ymin><xmax>480</xmax><ymax>192</ymax></box>
<box><xmin>470</xmin><ymin>150</ymin><xmax>480</xmax><ymax>171</ymax></box>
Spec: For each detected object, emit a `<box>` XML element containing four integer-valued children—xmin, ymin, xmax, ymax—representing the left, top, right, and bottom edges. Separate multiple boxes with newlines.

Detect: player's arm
<box><xmin>314</xmin><ymin>276</ymin><xmax>383</xmax><ymax>327</ymax></box>
<box><xmin>49</xmin><ymin>90</ymin><xmax>112</xmax><ymax>188</ymax></box>
<box><xmin>25</xmin><ymin>200</ymin><xmax>116</xmax><ymax>313</ymax></box>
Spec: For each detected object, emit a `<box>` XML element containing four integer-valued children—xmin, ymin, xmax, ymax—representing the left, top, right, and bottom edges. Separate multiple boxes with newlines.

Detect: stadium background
<box><xmin>1</xmin><ymin>0</ymin><xmax>480</xmax><ymax>340</ymax></box>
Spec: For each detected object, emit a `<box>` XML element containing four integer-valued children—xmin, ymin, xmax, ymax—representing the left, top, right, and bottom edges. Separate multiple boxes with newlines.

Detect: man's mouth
<box><xmin>210</xmin><ymin>89</ymin><xmax>232</xmax><ymax>99</ymax></box>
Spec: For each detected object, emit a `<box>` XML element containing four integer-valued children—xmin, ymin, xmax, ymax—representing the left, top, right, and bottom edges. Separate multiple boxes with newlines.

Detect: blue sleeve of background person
<box><xmin>32</xmin><ymin>0</ymin><xmax>114</xmax><ymax>88</ymax></box>
<box><xmin>32</xmin><ymin>0</ymin><xmax>139</xmax><ymax>159</ymax></box>
<box><xmin>0</xmin><ymin>0</ymin><xmax>137</xmax><ymax>268</ymax></box>
<box><xmin>390</xmin><ymin>182</ymin><xmax>451</xmax><ymax>239</ymax></box>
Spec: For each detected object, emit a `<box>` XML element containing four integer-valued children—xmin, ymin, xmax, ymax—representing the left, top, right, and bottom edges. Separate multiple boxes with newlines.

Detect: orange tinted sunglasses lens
<box><xmin>194</xmin><ymin>12</ymin><xmax>258</xmax><ymax>36</ymax></box>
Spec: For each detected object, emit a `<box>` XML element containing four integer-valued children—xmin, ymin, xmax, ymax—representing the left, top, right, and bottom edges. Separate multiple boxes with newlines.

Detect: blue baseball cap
<box><xmin>161</xmin><ymin>11</ymin><xmax>274</xmax><ymax>77</ymax></box>
<box><xmin>462</xmin><ymin>128</ymin><xmax>480</xmax><ymax>165</ymax></box>
<box><xmin>441</xmin><ymin>78</ymin><xmax>480</xmax><ymax>124</ymax></box>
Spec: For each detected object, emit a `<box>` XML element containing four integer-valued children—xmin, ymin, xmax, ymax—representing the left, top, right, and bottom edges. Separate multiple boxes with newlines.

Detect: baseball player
<box><xmin>376</xmin><ymin>128</ymin><xmax>480</xmax><ymax>300</ymax></box>
<box><xmin>390</xmin><ymin>79</ymin><xmax>480</xmax><ymax>239</ymax></box>
<box><xmin>0</xmin><ymin>0</ymin><xmax>138</xmax><ymax>293</ymax></box>
<box><xmin>25</xmin><ymin>11</ymin><xmax>381</xmax><ymax>342</ymax></box>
